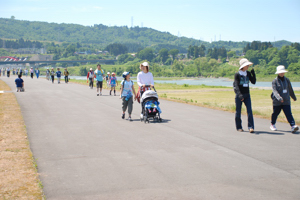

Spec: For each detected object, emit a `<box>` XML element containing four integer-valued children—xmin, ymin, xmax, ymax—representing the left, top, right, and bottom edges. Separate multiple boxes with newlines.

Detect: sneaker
<box><xmin>249</xmin><ymin>128</ymin><xmax>255</xmax><ymax>133</ymax></box>
<box><xmin>110</xmin><ymin>91</ymin><xmax>112</xmax><ymax>95</ymax></box>
<box><xmin>97</xmin><ymin>94</ymin><xmax>99</xmax><ymax>96</ymax></box>
<box><xmin>291</xmin><ymin>125</ymin><xmax>299</xmax><ymax>133</ymax></box>
<box><xmin>270</xmin><ymin>124</ymin><xmax>277</xmax><ymax>131</ymax></box>
<box><xmin>140</xmin><ymin>114</ymin><xmax>144</xmax><ymax>119</ymax></box>
<box><xmin>237</xmin><ymin>129</ymin><xmax>244</xmax><ymax>132</ymax></box>
<box><xmin>122</xmin><ymin>113</ymin><xmax>125</xmax><ymax>119</ymax></box>
<box><xmin>100</xmin><ymin>93</ymin><xmax>102</xmax><ymax>96</ymax></box>
<box><xmin>128</xmin><ymin>116</ymin><xmax>132</xmax><ymax>121</ymax></box>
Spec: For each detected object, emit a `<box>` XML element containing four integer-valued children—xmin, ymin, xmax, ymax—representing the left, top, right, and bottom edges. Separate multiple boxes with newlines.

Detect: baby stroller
<box><xmin>140</xmin><ymin>85</ymin><xmax>162</xmax><ymax>123</ymax></box>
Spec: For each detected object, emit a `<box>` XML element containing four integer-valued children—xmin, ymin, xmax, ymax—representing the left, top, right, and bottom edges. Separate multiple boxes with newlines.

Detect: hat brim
<box><xmin>275</xmin><ymin>70</ymin><xmax>288</xmax><ymax>74</ymax></box>
<box><xmin>239</xmin><ymin>62</ymin><xmax>253</xmax><ymax>70</ymax></box>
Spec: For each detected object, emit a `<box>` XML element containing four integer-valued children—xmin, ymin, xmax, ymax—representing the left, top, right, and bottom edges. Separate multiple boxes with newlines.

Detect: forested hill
<box><xmin>0</xmin><ymin>18</ymin><xmax>291</xmax><ymax>52</ymax></box>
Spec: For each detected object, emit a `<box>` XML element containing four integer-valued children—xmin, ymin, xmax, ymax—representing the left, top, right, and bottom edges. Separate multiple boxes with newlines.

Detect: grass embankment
<box><xmin>69</xmin><ymin>79</ymin><xmax>300</xmax><ymax>125</ymax></box>
<box><xmin>0</xmin><ymin>80</ymin><xmax>44</xmax><ymax>199</ymax></box>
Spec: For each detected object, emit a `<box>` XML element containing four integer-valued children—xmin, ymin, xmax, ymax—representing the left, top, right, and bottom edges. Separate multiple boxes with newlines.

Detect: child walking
<box><xmin>110</xmin><ymin>72</ymin><xmax>118</xmax><ymax>96</ymax></box>
<box><xmin>270</xmin><ymin>65</ymin><xmax>298</xmax><ymax>133</ymax></box>
<box><xmin>87</xmin><ymin>68</ymin><xmax>94</xmax><ymax>89</ymax></box>
<box><xmin>120</xmin><ymin>72</ymin><xmax>137</xmax><ymax>121</ymax></box>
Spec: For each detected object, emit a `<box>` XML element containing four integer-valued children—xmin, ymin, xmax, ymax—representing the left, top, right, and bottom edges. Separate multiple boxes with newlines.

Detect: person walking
<box><xmin>64</xmin><ymin>68</ymin><xmax>69</xmax><ymax>83</ymax></box>
<box><xmin>120</xmin><ymin>71</ymin><xmax>137</xmax><ymax>121</ymax></box>
<box><xmin>50</xmin><ymin>68</ymin><xmax>55</xmax><ymax>83</ymax></box>
<box><xmin>270</xmin><ymin>65</ymin><xmax>298</xmax><ymax>133</ymax></box>
<box><xmin>87</xmin><ymin>68</ymin><xmax>94</xmax><ymax>89</ymax></box>
<box><xmin>46</xmin><ymin>68</ymin><xmax>50</xmax><ymax>81</ymax></box>
<box><xmin>233</xmin><ymin>58</ymin><xmax>256</xmax><ymax>133</ymax></box>
<box><xmin>7</xmin><ymin>68</ymin><xmax>10</xmax><ymax>77</ymax></box>
<box><xmin>109</xmin><ymin>72</ymin><xmax>118</xmax><ymax>96</ymax></box>
<box><xmin>106</xmin><ymin>72</ymin><xmax>111</xmax><ymax>88</ymax></box>
<box><xmin>56</xmin><ymin>68</ymin><xmax>62</xmax><ymax>84</ymax></box>
<box><xmin>24</xmin><ymin>68</ymin><xmax>28</xmax><ymax>77</ymax></box>
<box><xmin>13</xmin><ymin>68</ymin><xmax>16</xmax><ymax>75</ymax></box>
<box><xmin>30</xmin><ymin>67</ymin><xmax>34</xmax><ymax>79</ymax></box>
<box><xmin>94</xmin><ymin>64</ymin><xmax>104</xmax><ymax>96</ymax></box>
<box><xmin>2</xmin><ymin>68</ymin><xmax>5</xmax><ymax>76</ymax></box>
<box><xmin>137</xmin><ymin>62</ymin><xmax>154</xmax><ymax>119</ymax></box>
<box><xmin>35</xmin><ymin>68</ymin><xmax>40</xmax><ymax>79</ymax></box>
<box><xmin>19</xmin><ymin>68</ymin><xmax>23</xmax><ymax>76</ymax></box>
<box><xmin>0</xmin><ymin>68</ymin><xmax>1</xmax><ymax>77</ymax></box>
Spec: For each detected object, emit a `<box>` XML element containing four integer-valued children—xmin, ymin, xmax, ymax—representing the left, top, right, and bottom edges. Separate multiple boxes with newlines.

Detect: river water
<box><xmin>68</xmin><ymin>76</ymin><xmax>300</xmax><ymax>88</ymax></box>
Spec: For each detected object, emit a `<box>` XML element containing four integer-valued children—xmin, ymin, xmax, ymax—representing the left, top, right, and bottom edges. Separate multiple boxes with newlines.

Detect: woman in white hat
<box><xmin>270</xmin><ymin>65</ymin><xmax>298</xmax><ymax>133</ymax></box>
<box><xmin>87</xmin><ymin>68</ymin><xmax>95</xmax><ymax>89</ymax></box>
<box><xmin>137</xmin><ymin>62</ymin><xmax>154</xmax><ymax>118</ymax></box>
<box><xmin>233</xmin><ymin>58</ymin><xmax>256</xmax><ymax>133</ymax></box>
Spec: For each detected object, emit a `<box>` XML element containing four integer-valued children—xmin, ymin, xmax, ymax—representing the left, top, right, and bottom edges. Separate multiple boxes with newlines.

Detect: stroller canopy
<box><xmin>141</xmin><ymin>90</ymin><xmax>158</xmax><ymax>102</ymax></box>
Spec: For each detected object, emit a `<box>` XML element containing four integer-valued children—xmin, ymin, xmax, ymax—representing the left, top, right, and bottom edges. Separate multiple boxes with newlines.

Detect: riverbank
<box><xmin>0</xmin><ymin>80</ymin><xmax>44</xmax><ymax>199</ymax></box>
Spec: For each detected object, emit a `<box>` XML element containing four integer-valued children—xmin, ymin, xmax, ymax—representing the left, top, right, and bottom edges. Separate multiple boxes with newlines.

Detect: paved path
<box><xmin>2</xmin><ymin>76</ymin><xmax>300</xmax><ymax>200</ymax></box>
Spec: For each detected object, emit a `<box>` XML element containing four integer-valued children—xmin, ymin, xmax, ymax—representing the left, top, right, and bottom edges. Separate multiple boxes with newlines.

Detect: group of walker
<box><xmin>85</xmin><ymin>62</ymin><xmax>161</xmax><ymax>122</ymax></box>
<box><xmin>45</xmin><ymin>68</ymin><xmax>69</xmax><ymax>84</ymax></box>
<box><xmin>5</xmin><ymin>58</ymin><xmax>299</xmax><ymax>130</ymax></box>
<box><xmin>234</xmin><ymin>58</ymin><xmax>298</xmax><ymax>133</ymax></box>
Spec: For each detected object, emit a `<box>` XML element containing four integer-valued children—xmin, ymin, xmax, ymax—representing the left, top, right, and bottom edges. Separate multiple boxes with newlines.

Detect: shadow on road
<box><xmin>131</xmin><ymin>119</ymin><xmax>171</xmax><ymax>124</ymax></box>
<box><xmin>253</xmin><ymin>131</ymin><xmax>285</xmax><ymax>135</ymax></box>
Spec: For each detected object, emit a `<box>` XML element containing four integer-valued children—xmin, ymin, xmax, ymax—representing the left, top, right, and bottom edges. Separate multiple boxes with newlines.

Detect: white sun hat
<box><xmin>90</xmin><ymin>68</ymin><xmax>93</xmax><ymax>70</ymax></box>
<box><xmin>107</xmin><ymin>72</ymin><xmax>110</xmax><ymax>74</ymax></box>
<box><xmin>142</xmin><ymin>62</ymin><xmax>149</xmax><ymax>67</ymax></box>
<box><xmin>275</xmin><ymin>65</ymin><xmax>288</xmax><ymax>74</ymax></box>
<box><xmin>239</xmin><ymin>58</ymin><xmax>253</xmax><ymax>70</ymax></box>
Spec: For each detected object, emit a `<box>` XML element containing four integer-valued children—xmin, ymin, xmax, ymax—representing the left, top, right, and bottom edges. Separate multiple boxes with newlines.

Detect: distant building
<box><xmin>14</xmin><ymin>48</ymin><xmax>47</xmax><ymax>54</ymax></box>
<box><xmin>30</xmin><ymin>55</ymin><xmax>53</xmax><ymax>61</ymax></box>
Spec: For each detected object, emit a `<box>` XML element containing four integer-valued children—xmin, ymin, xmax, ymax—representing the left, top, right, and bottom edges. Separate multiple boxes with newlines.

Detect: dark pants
<box><xmin>51</xmin><ymin>75</ymin><xmax>54</xmax><ymax>83</ymax></box>
<box><xmin>235</xmin><ymin>93</ymin><xmax>254</xmax><ymax>130</ymax></box>
<box><xmin>7</xmin><ymin>71</ymin><xmax>10</xmax><ymax>77</ymax></box>
<box><xmin>89</xmin><ymin>78</ymin><xmax>93</xmax><ymax>88</ymax></box>
<box><xmin>271</xmin><ymin>105</ymin><xmax>295</xmax><ymax>126</ymax></box>
<box><xmin>65</xmin><ymin>76</ymin><xmax>68</xmax><ymax>83</ymax></box>
<box><xmin>31</xmin><ymin>73</ymin><xmax>34</xmax><ymax>79</ymax></box>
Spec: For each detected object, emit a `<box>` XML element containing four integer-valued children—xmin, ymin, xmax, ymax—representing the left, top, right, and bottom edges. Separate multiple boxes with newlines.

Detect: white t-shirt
<box><xmin>137</xmin><ymin>71</ymin><xmax>154</xmax><ymax>87</ymax></box>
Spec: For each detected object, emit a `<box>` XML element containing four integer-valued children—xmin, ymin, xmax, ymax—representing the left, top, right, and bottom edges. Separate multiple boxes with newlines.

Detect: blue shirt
<box><xmin>95</xmin><ymin>69</ymin><xmax>104</xmax><ymax>81</ymax></box>
<box><xmin>110</xmin><ymin>77</ymin><xmax>117</xmax><ymax>85</ymax></box>
<box><xmin>15</xmin><ymin>78</ymin><xmax>24</xmax><ymax>87</ymax></box>
<box><xmin>121</xmin><ymin>80</ymin><xmax>133</xmax><ymax>97</ymax></box>
<box><xmin>56</xmin><ymin>71</ymin><xmax>62</xmax><ymax>77</ymax></box>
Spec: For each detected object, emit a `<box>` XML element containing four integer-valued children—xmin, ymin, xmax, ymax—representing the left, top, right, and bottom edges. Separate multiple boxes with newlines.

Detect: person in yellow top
<box><xmin>64</xmin><ymin>68</ymin><xmax>69</xmax><ymax>84</ymax></box>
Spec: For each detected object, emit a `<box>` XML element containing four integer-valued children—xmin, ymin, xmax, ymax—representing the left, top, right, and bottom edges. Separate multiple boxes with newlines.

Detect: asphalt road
<box><xmin>2</xmin><ymin>76</ymin><xmax>300</xmax><ymax>200</ymax></box>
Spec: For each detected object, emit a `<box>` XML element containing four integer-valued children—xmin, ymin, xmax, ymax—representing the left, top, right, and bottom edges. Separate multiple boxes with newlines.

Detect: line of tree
<box><xmin>0</xmin><ymin>38</ymin><xmax>43</xmax><ymax>49</ymax></box>
<box><xmin>0</xmin><ymin>17</ymin><xmax>292</xmax><ymax>52</ymax></box>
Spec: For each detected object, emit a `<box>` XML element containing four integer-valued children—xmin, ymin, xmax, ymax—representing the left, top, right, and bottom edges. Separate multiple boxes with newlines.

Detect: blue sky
<box><xmin>1</xmin><ymin>0</ymin><xmax>300</xmax><ymax>42</ymax></box>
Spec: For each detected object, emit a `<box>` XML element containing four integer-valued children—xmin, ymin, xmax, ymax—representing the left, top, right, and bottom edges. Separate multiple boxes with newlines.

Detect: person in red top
<box><xmin>87</xmin><ymin>68</ymin><xmax>94</xmax><ymax>89</ymax></box>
